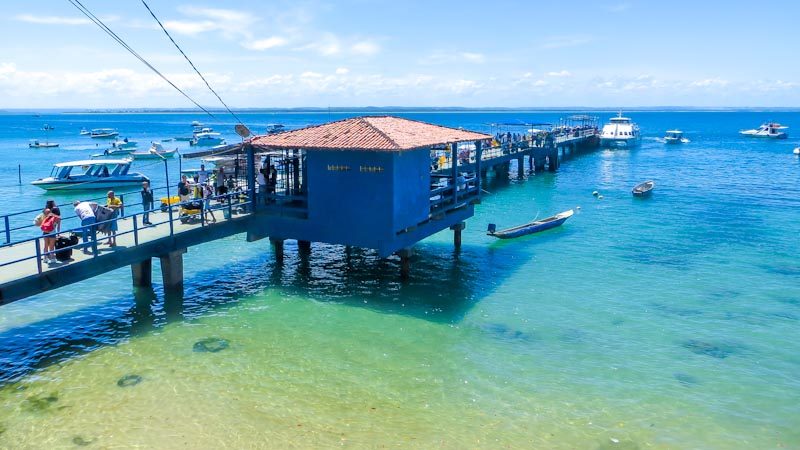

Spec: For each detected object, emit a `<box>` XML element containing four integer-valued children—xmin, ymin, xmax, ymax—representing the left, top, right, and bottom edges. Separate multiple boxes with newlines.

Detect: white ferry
<box><xmin>739</xmin><ymin>122</ymin><xmax>788</xmax><ymax>139</ymax></box>
<box><xmin>31</xmin><ymin>159</ymin><xmax>148</xmax><ymax>191</ymax></box>
<box><xmin>600</xmin><ymin>112</ymin><xmax>641</xmax><ymax>147</ymax></box>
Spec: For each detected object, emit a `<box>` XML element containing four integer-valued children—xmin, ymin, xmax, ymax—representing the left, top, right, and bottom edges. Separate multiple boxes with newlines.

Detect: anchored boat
<box><xmin>29</xmin><ymin>139</ymin><xmax>59</xmax><ymax>148</ymax></box>
<box><xmin>190</xmin><ymin>129</ymin><xmax>225</xmax><ymax>146</ymax></box>
<box><xmin>129</xmin><ymin>142</ymin><xmax>177</xmax><ymax>160</ymax></box>
<box><xmin>632</xmin><ymin>180</ymin><xmax>654</xmax><ymax>197</ymax></box>
<box><xmin>31</xmin><ymin>159</ymin><xmax>148</xmax><ymax>191</ymax></box>
<box><xmin>487</xmin><ymin>209</ymin><xmax>574</xmax><ymax>239</ymax></box>
<box><xmin>739</xmin><ymin>122</ymin><xmax>788</xmax><ymax>139</ymax></box>
<box><xmin>90</xmin><ymin>128</ymin><xmax>120</xmax><ymax>139</ymax></box>
<box><xmin>600</xmin><ymin>112</ymin><xmax>641</xmax><ymax>147</ymax></box>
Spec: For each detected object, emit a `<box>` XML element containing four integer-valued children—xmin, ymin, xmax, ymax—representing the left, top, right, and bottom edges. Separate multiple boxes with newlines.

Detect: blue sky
<box><xmin>1</xmin><ymin>0</ymin><xmax>798</xmax><ymax>108</ymax></box>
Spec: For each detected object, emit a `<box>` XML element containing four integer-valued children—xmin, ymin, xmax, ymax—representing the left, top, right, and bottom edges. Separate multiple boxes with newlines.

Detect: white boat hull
<box><xmin>131</xmin><ymin>150</ymin><xmax>177</xmax><ymax>160</ymax></box>
<box><xmin>600</xmin><ymin>137</ymin><xmax>640</xmax><ymax>148</ymax></box>
<box><xmin>31</xmin><ymin>177</ymin><xmax>149</xmax><ymax>191</ymax></box>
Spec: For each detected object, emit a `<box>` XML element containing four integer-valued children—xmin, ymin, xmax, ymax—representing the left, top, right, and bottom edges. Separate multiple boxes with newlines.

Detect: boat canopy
<box><xmin>91</xmin><ymin>128</ymin><xmax>116</xmax><ymax>132</ymax></box>
<box><xmin>666</xmin><ymin>129</ymin><xmax>682</xmax><ymax>134</ymax></box>
<box><xmin>54</xmin><ymin>159</ymin><xmax>131</xmax><ymax>167</ymax></box>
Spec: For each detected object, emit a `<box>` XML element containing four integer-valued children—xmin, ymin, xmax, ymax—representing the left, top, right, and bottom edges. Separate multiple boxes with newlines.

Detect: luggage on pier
<box><xmin>54</xmin><ymin>234</ymin><xmax>79</xmax><ymax>261</ymax></box>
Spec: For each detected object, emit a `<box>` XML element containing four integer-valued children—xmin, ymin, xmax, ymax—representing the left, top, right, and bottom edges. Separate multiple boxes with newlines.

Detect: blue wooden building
<box><xmin>243</xmin><ymin>116</ymin><xmax>491</xmax><ymax>268</ymax></box>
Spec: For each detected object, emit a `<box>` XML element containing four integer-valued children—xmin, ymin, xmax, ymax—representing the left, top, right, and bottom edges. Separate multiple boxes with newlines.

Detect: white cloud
<box><xmin>351</xmin><ymin>41</ymin><xmax>380</xmax><ymax>56</ymax></box>
<box><xmin>164</xmin><ymin>7</ymin><xmax>256</xmax><ymax>40</ymax></box>
<box><xmin>690</xmin><ymin>78</ymin><xmax>729</xmax><ymax>88</ymax></box>
<box><xmin>419</xmin><ymin>51</ymin><xmax>486</xmax><ymax>65</ymax></box>
<box><xmin>606</xmin><ymin>2</ymin><xmax>632</xmax><ymax>12</ymax></box>
<box><xmin>546</xmin><ymin>70</ymin><xmax>572</xmax><ymax>77</ymax></box>
<box><xmin>460</xmin><ymin>52</ymin><xmax>486</xmax><ymax>63</ymax></box>
<box><xmin>14</xmin><ymin>14</ymin><xmax>118</xmax><ymax>26</ymax></box>
<box><xmin>242</xmin><ymin>37</ymin><xmax>288</xmax><ymax>51</ymax></box>
<box><xmin>335</xmin><ymin>67</ymin><xmax>350</xmax><ymax>75</ymax></box>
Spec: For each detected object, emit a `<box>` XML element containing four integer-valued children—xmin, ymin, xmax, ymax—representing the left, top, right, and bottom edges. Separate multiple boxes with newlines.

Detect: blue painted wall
<box><xmin>391</xmin><ymin>149</ymin><xmax>431</xmax><ymax>231</ymax></box>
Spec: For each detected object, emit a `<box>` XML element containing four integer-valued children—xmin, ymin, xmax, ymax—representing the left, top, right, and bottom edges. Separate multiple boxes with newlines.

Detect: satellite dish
<box><xmin>235</xmin><ymin>124</ymin><xmax>251</xmax><ymax>138</ymax></box>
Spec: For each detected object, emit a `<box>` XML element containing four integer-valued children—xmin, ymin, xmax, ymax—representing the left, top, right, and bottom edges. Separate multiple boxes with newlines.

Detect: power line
<box><xmin>65</xmin><ymin>0</ymin><xmax>216</xmax><ymax>118</ymax></box>
<box><xmin>139</xmin><ymin>0</ymin><xmax>245</xmax><ymax>126</ymax></box>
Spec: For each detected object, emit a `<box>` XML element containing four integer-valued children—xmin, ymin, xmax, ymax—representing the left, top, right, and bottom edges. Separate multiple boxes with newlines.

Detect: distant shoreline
<box><xmin>2</xmin><ymin>106</ymin><xmax>800</xmax><ymax>114</ymax></box>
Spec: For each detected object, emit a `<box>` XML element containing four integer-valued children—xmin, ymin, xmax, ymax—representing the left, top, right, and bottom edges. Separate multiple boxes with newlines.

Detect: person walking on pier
<box><xmin>105</xmin><ymin>191</ymin><xmax>122</xmax><ymax>247</ymax></box>
<box><xmin>73</xmin><ymin>200</ymin><xmax>97</xmax><ymax>254</ymax></box>
<box><xmin>201</xmin><ymin>183</ymin><xmax>217</xmax><ymax>223</ymax></box>
<box><xmin>256</xmin><ymin>167</ymin><xmax>267</xmax><ymax>205</ymax></box>
<box><xmin>197</xmin><ymin>164</ymin><xmax>209</xmax><ymax>185</ymax></box>
<box><xmin>215</xmin><ymin>167</ymin><xmax>226</xmax><ymax>196</ymax></box>
<box><xmin>140</xmin><ymin>181</ymin><xmax>154</xmax><ymax>226</ymax></box>
<box><xmin>178</xmin><ymin>175</ymin><xmax>192</xmax><ymax>204</ymax></box>
<box><xmin>39</xmin><ymin>208</ymin><xmax>60</xmax><ymax>262</ymax></box>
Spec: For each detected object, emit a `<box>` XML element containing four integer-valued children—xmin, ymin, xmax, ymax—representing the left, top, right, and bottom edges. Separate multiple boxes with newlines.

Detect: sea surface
<box><xmin>0</xmin><ymin>110</ymin><xmax>798</xmax><ymax>449</ymax></box>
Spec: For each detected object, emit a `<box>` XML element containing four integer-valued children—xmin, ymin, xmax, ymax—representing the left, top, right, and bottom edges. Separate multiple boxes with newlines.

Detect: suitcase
<box><xmin>54</xmin><ymin>234</ymin><xmax>79</xmax><ymax>261</ymax></box>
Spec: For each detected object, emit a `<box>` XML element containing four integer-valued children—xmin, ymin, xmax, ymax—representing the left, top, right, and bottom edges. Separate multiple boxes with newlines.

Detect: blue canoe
<box><xmin>487</xmin><ymin>209</ymin><xmax>574</xmax><ymax>239</ymax></box>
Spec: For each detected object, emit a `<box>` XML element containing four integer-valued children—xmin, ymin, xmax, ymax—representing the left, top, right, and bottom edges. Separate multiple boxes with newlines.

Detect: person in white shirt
<box><xmin>197</xmin><ymin>164</ymin><xmax>209</xmax><ymax>185</ymax></box>
<box><xmin>73</xmin><ymin>200</ymin><xmax>98</xmax><ymax>253</ymax></box>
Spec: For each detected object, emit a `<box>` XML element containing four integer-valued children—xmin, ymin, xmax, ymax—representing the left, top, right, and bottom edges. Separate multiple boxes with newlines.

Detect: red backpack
<box><xmin>40</xmin><ymin>215</ymin><xmax>57</xmax><ymax>233</ymax></box>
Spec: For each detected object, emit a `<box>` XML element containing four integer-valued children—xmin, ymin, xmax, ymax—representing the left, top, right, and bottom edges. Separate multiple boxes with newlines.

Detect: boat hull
<box><xmin>31</xmin><ymin>176</ymin><xmax>149</xmax><ymax>191</ymax></box>
<box><xmin>600</xmin><ymin>137</ymin><xmax>640</xmax><ymax>148</ymax></box>
<box><xmin>632</xmin><ymin>181</ymin><xmax>655</xmax><ymax>197</ymax></box>
<box><xmin>487</xmin><ymin>210</ymin><xmax>574</xmax><ymax>239</ymax></box>
<box><xmin>130</xmin><ymin>150</ymin><xmax>177</xmax><ymax>160</ymax></box>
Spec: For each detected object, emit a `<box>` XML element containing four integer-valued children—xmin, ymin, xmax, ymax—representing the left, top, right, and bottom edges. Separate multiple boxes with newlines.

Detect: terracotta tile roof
<box><xmin>250</xmin><ymin>116</ymin><xmax>491</xmax><ymax>151</ymax></box>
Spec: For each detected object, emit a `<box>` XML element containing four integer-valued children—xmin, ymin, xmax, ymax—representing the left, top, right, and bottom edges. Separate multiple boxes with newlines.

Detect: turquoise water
<box><xmin>0</xmin><ymin>111</ymin><xmax>799</xmax><ymax>448</ymax></box>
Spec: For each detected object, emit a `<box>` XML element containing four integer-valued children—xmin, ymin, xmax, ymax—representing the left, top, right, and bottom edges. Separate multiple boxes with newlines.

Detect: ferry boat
<box><xmin>664</xmin><ymin>129</ymin><xmax>688</xmax><ymax>144</ymax></box>
<box><xmin>600</xmin><ymin>113</ymin><xmax>641</xmax><ymax>147</ymax></box>
<box><xmin>190</xmin><ymin>130</ymin><xmax>226</xmax><ymax>146</ymax></box>
<box><xmin>90</xmin><ymin>128</ymin><xmax>120</xmax><ymax>139</ymax></box>
<box><xmin>739</xmin><ymin>122</ymin><xmax>788</xmax><ymax>139</ymax></box>
<box><xmin>31</xmin><ymin>159</ymin><xmax>148</xmax><ymax>191</ymax></box>
<box><xmin>29</xmin><ymin>139</ymin><xmax>59</xmax><ymax>148</ymax></box>
<box><xmin>129</xmin><ymin>142</ymin><xmax>177</xmax><ymax>160</ymax></box>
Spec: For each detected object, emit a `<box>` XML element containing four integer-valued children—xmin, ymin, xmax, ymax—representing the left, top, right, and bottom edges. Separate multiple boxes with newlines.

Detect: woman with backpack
<box><xmin>38</xmin><ymin>208</ymin><xmax>61</xmax><ymax>262</ymax></box>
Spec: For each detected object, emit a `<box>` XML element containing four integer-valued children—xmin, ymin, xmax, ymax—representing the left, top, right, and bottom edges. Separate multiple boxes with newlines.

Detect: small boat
<box><xmin>31</xmin><ymin>159</ymin><xmax>148</xmax><ymax>191</ymax></box>
<box><xmin>632</xmin><ymin>180</ymin><xmax>655</xmax><ymax>197</ymax></box>
<box><xmin>793</xmin><ymin>147</ymin><xmax>800</xmax><ymax>155</ymax></box>
<box><xmin>111</xmin><ymin>138</ymin><xmax>137</xmax><ymax>149</ymax></box>
<box><xmin>190</xmin><ymin>131</ymin><xmax>226</xmax><ymax>146</ymax></box>
<box><xmin>664</xmin><ymin>130</ymin><xmax>689</xmax><ymax>144</ymax></box>
<box><xmin>266</xmin><ymin>123</ymin><xmax>285</xmax><ymax>134</ymax></box>
<box><xmin>90</xmin><ymin>128</ymin><xmax>120</xmax><ymax>139</ymax></box>
<box><xmin>191</xmin><ymin>120</ymin><xmax>203</xmax><ymax>127</ymax></box>
<box><xmin>739</xmin><ymin>122</ymin><xmax>788</xmax><ymax>139</ymax></box>
<box><xmin>29</xmin><ymin>139</ymin><xmax>59</xmax><ymax>148</ymax></box>
<box><xmin>487</xmin><ymin>209</ymin><xmax>574</xmax><ymax>239</ymax></box>
<box><xmin>79</xmin><ymin>128</ymin><xmax>90</xmax><ymax>135</ymax></box>
<box><xmin>42</xmin><ymin>124</ymin><xmax>54</xmax><ymax>131</ymax></box>
<box><xmin>600</xmin><ymin>112</ymin><xmax>641</xmax><ymax>148</ymax></box>
<box><xmin>90</xmin><ymin>147</ymin><xmax>136</xmax><ymax>158</ymax></box>
<box><xmin>129</xmin><ymin>142</ymin><xmax>177</xmax><ymax>160</ymax></box>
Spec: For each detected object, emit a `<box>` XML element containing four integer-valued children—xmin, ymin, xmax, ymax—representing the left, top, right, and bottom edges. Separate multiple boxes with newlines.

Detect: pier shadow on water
<box><xmin>0</xmin><ymin>239</ymin><xmax>525</xmax><ymax>386</ymax></box>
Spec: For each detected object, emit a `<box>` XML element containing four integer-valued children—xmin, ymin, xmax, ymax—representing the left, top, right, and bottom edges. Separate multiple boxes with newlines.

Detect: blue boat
<box><xmin>487</xmin><ymin>209</ymin><xmax>574</xmax><ymax>239</ymax></box>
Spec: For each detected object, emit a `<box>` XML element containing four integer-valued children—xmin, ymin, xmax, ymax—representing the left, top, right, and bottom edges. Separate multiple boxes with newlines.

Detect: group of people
<box><xmin>177</xmin><ymin>164</ymin><xmax>222</xmax><ymax>223</ymax></box>
<box><xmin>256</xmin><ymin>164</ymin><xmax>278</xmax><ymax>205</ymax></box>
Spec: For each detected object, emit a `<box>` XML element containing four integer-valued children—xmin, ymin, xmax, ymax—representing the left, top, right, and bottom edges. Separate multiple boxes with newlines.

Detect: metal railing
<box><xmin>0</xmin><ymin>192</ymin><xmax>253</xmax><ymax>277</ymax></box>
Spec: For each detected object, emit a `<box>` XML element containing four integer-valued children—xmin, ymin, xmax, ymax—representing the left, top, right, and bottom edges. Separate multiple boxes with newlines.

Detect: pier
<box><xmin>0</xmin><ymin>115</ymin><xmax>599</xmax><ymax>306</ymax></box>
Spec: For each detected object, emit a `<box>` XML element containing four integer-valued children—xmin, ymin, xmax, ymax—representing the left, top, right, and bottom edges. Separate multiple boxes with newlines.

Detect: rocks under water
<box><xmin>682</xmin><ymin>340</ymin><xmax>736</xmax><ymax>359</ymax></box>
<box><xmin>193</xmin><ymin>338</ymin><xmax>229</xmax><ymax>353</ymax></box>
<box><xmin>673</xmin><ymin>372</ymin><xmax>700</xmax><ymax>387</ymax></box>
<box><xmin>23</xmin><ymin>392</ymin><xmax>59</xmax><ymax>412</ymax></box>
<box><xmin>117</xmin><ymin>374</ymin><xmax>143</xmax><ymax>388</ymax></box>
<box><xmin>480</xmin><ymin>323</ymin><xmax>536</xmax><ymax>342</ymax></box>
<box><xmin>72</xmin><ymin>435</ymin><xmax>94</xmax><ymax>446</ymax></box>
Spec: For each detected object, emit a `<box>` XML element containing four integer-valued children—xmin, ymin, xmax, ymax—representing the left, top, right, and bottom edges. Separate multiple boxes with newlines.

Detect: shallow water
<box><xmin>0</xmin><ymin>111</ymin><xmax>799</xmax><ymax>448</ymax></box>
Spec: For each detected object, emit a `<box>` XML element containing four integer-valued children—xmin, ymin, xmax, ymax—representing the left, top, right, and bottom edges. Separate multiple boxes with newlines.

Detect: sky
<box><xmin>1</xmin><ymin>0</ymin><xmax>798</xmax><ymax>108</ymax></box>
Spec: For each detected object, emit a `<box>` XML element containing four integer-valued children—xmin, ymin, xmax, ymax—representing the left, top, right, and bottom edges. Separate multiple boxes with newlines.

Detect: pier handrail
<box><xmin>0</xmin><ymin>191</ymin><xmax>254</xmax><ymax>276</ymax></box>
<box><xmin>0</xmin><ymin>185</ymin><xmax>180</xmax><ymax>247</ymax></box>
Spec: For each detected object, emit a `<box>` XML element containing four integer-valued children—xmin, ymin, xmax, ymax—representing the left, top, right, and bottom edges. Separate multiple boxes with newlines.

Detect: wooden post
<box><xmin>451</xmin><ymin>142</ymin><xmax>458</xmax><ymax>205</ymax></box>
<box><xmin>159</xmin><ymin>249</ymin><xmax>185</xmax><ymax>294</ymax></box>
<box><xmin>517</xmin><ymin>156</ymin><xmax>524</xmax><ymax>179</ymax></box>
<box><xmin>131</xmin><ymin>258</ymin><xmax>152</xmax><ymax>288</ymax></box>
<box><xmin>271</xmin><ymin>237</ymin><xmax>284</xmax><ymax>262</ymax></box>
<box><xmin>398</xmin><ymin>248</ymin><xmax>412</xmax><ymax>279</ymax></box>
<box><xmin>298</xmin><ymin>240</ymin><xmax>311</xmax><ymax>254</ymax></box>
<box><xmin>450</xmin><ymin>222</ymin><xmax>465</xmax><ymax>250</ymax></box>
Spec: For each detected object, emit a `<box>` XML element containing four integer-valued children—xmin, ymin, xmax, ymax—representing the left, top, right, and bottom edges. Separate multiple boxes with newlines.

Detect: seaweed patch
<box><xmin>673</xmin><ymin>372</ymin><xmax>699</xmax><ymax>387</ymax></box>
<box><xmin>682</xmin><ymin>340</ymin><xmax>736</xmax><ymax>359</ymax></box>
<box><xmin>193</xmin><ymin>338</ymin><xmax>229</xmax><ymax>353</ymax></box>
<box><xmin>72</xmin><ymin>435</ymin><xmax>94</xmax><ymax>446</ymax></box>
<box><xmin>23</xmin><ymin>392</ymin><xmax>59</xmax><ymax>412</ymax></box>
<box><xmin>480</xmin><ymin>323</ymin><xmax>536</xmax><ymax>342</ymax></box>
<box><xmin>117</xmin><ymin>374</ymin><xmax>143</xmax><ymax>388</ymax></box>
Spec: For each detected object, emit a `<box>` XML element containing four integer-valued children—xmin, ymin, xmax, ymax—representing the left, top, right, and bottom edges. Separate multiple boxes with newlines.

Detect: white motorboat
<box><xmin>793</xmin><ymin>147</ymin><xmax>800</xmax><ymax>155</ymax></box>
<box><xmin>29</xmin><ymin>139</ymin><xmax>59</xmax><ymax>148</ymax></box>
<box><xmin>190</xmin><ymin>131</ymin><xmax>226</xmax><ymax>146</ymax></box>
<box><xmin>111</xmin><ymin>138</ymin><xmax>137</xmax><ymax>149</ymax></box>
<box><xmin>90</xmin><ymin>147</ymin><xmax>136</xmax><ymax>158</ymax></box>
<box><xmin>90</xmin><ymin>128</ymin><xmax>120</xmax><ymax>139</ymax></box>
<box><xmin>600</xmin><ymin>112</ymin><xmax>641</xmax><ymax>147</ymax></box>
<box><xmin>266</xmin><ymin>123</ymin><xmax>285</xmax><ymax>134</ymax></box>
<box><xmin>664</xmin><ymin>129</ymin><xmax>689</xmax><ymax>144</ymax></box>
<box><xmin>31</xmin><ymin>159</ymin><xmax>148</xmax><ymax>191</ymax></box>
<box><xmin>129</xmin><ymin>142</ymin><xmax>177</xmax><ymax>160</ymax></box>
<box><xmin>79</xmin><ymin>128</ymin><xmax>90</xmax><ymax>135</ymax></box>
<box><xmin>739</xmin><ymin>122</ymin><xmax>788</xmax><ymax>139</ymax></box>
